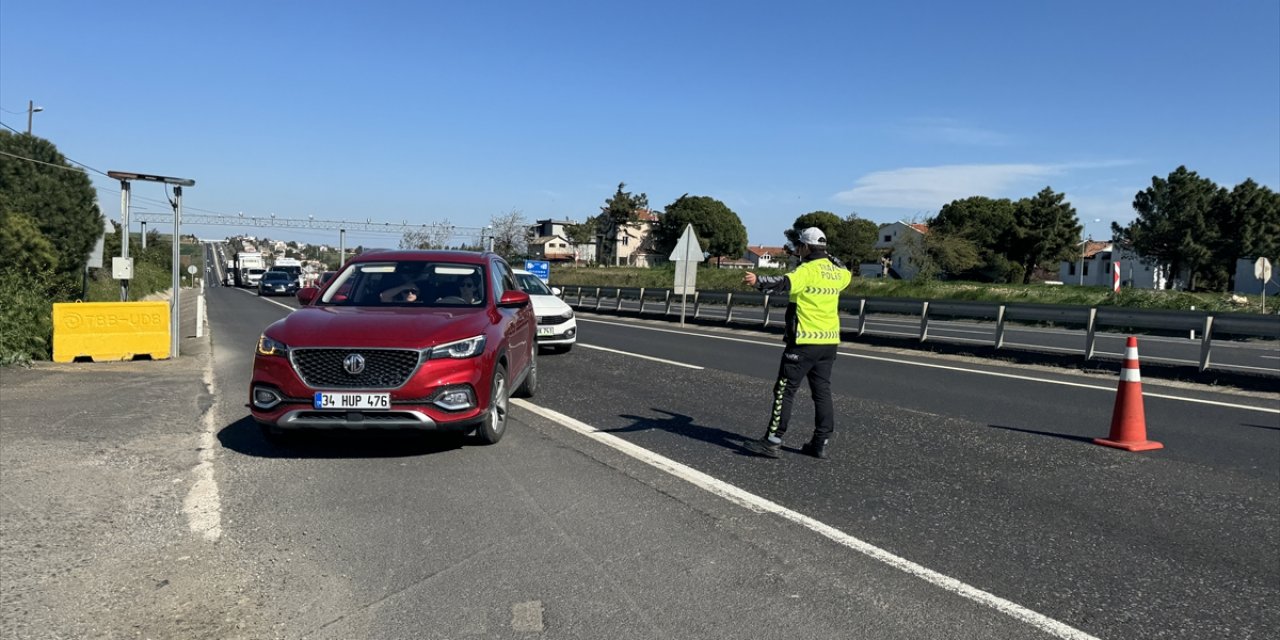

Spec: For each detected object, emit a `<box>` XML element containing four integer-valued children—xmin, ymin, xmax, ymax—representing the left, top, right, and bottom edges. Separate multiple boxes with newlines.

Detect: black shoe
<box><xmin>742</xmin><ymin>438</ymin><xmax>782</xmax><ymax>458</ymax></box>
<box><xmin>801</xmin><ymin>440</ymin><xmax>829</xmax><ymax>460</ymax></box>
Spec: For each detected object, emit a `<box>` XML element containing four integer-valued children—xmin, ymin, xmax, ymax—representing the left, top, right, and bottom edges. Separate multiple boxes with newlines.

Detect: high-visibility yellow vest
<box><xmin>787</xmin><ymin>258</ymin><xmax>851</xmax><ymax>344</ymax></box>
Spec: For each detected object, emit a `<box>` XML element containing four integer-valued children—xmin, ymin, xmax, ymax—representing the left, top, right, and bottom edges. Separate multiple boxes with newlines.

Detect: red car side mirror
<box><xmin>498</xmin><ymin>290</ymin><xmax>530</xmax><ymax>308</ymax></box>
<box><xmin>297</xmin><ymin>287</ymin><xmax>318</xmax><ymax>305</ymax></box>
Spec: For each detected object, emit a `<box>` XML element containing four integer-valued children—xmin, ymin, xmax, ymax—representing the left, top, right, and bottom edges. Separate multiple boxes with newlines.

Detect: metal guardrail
<box><xmin>560</xmin><ymin>286</ymin><xmax>1279</xmax><ymax>373</ymax></box>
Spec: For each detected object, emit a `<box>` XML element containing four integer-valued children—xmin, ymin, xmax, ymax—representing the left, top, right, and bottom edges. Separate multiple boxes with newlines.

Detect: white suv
<box><xmin>512</xmin><ymin>269</ymin><xmax>576</xmax><ymax>353</ymax></box>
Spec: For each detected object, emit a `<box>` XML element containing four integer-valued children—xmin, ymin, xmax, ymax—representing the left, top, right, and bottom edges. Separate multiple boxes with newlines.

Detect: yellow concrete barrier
<box><xmin>52</xmin><ymin>302</ymin><xmax>171</xmax><ymax>362</ymax></box>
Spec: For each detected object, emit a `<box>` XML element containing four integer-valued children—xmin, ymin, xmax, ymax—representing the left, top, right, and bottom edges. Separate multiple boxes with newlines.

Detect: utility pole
<box><xmin>26</xmin><ymin>100</ymin><xmax>42</xmax><ymax>135</ymax></box>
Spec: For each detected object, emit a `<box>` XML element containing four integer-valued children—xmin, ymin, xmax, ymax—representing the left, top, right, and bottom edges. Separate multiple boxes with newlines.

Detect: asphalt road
<box><xmin>202</xmin><ymin>284</ymin><xmax>1277</xmax><ymax>639</ymax></box>
<box><xmin>4</xmin><ymin>281</ymin><xmax>1275</xmax><ymax>639</ymax></box>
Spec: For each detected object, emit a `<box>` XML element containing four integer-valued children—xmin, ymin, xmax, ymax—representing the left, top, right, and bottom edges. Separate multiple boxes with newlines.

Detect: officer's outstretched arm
<box><xmin>754</xmin><ymin>274</ymin><xmax>791</xmax><ymax>294</ymax></box>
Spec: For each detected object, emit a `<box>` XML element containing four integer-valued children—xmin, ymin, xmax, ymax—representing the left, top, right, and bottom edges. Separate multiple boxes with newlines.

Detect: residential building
<box><xmin>873</xmin><ymin>222</ymin><xmax>929</xmax><ymax>280</ymax></box>
<box><xmin>1058</xmin><ymin>240</ymin><xmax>1168</xmax><ymax>289</ymax></box>
<box><xmin>528</xmin><ymin>235</ymin><xmax>576</xmax><ymax>262</ymax></box>
<box><xmin>529</xmin><ymin>218</ymin><xmax>595</xmax><ymax>264</ymax></box>
<box><xmin>601</xmin><ymin>209</ymin><xmax>662</xmax><ymax>267</ymax></box>
<box><xmin>743</xmin><ymin>245</ymin><xmax>789</xmax><ymax>269</ymax></box>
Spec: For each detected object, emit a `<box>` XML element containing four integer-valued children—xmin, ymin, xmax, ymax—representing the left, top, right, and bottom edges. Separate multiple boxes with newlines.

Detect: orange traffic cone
<box><xmin>1094</xmin><ymin>336</ymin><xmax>1163</xmax><ymax>452</ymax></box>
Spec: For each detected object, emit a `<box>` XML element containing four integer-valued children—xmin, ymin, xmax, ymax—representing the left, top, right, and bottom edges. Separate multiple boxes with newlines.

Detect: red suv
<box><xmin>250</xmin><ymin>250</ymin><xmax>538</xmax><ymax>444</ymax></box>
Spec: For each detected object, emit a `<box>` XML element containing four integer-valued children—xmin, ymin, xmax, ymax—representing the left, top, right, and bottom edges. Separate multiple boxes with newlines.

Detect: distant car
<box><xmin>250</xmin><ymin>250</ymin><xmax>538</xmax><ymax>445</ymax></box>
<box><xmin>258</xmin><ymin>271</ymin><xmax>300</xmax><ymax>297</ymax></box>
<box><xmin>512</xmin><ymin>268</ymin><xmax>576</xmax><ymax>353</ymax></box>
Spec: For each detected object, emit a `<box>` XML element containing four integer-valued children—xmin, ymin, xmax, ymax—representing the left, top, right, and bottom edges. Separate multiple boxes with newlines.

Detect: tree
<box><xmin>894</xmin><ymin>226</ymin><xmax>981</xmax><ymax>282</ymax></box>
<box><xmin>597</xmin><ymin>183</ymin><xmax>648</xmax><ymax>266</ymax></box>
<box><xmin>842</xmin><ymin>214</ymin><xmax>880</xmax><ymax>266</ymax></box>
<box><xmin>784</xmin><ymin>211</ymin><xmax>842</xmax><ymax>254</ymax></box>
<box><xmin>1010</xmin><ymin>187</ymin><xmax>1082</xmax><ymax>283</ymax></box>
<box><xmin>654</xmin><ymin>194</ymin><xmax>748</xmax><ymax>267</ymax></box>
<box><xmin>488</xmin><ymin>209</ymin><xmax>530</xmax><ymax>258</ymax></box>
<box><xmin>0</xmin><ymin>211</ymin><xmax>58</xmax><ymax>273</ymax></box>
<box><xmin>400</xmin><ymin>220</ymin><xmax>456</xmax><ymax>250</ymax></box>
<box><xmin>929</xmin><ymin>197</ymin><xmax>1019</xmax><ymax>281</ymax></box>
<box><xmin>564</xmin><ymin>215</ymin><xmax>599</xmax><ymax>264</ymax></box>
<box><xmin>784</xmin><ymin>211</ymin><xmax>878</xmax><ymax>267</ymax></box>
<box><xmin>1223</xmin><ymin>179</ymin><xmax>1280</xmax><ymax>269</ymax></box>
<box><xmin>1113</xmin><ymin>166</ymin><xmax>1222</xmax><ymax>290</ymax></box>
<box><xmin>0</xmin><ymin>131</ymin><xmax>102</xmax><ymax>276</ymax></box>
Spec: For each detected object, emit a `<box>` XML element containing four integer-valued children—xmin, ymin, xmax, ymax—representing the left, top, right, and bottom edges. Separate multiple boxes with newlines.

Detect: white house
<box><xmin>873</xmin><ymin>222</ymin><xmax>929</xmax><ymax>280</ymax></box>
<box><xmin>528</xmin><ymin>234</ymin><xmax>576</xmax><ymax>262</ymax></box>
<box><xmin>1058</xmin><ymin>240</ymin><xmax>1168</xmax><ymax>289</ymax></box>
<box><xmin>529</xmin><ymin>218</ymin><xmax>596</xmax><ymax>264</ymax></box>
<box><xmin>743</xmin><ymin>245</ymin><xmax>788</xmax><ymax>269</ymax></box>
<box><xmin>601</xmin><ymin>210</ymin><xmax>662</xmax><ymax>267</ymax></box>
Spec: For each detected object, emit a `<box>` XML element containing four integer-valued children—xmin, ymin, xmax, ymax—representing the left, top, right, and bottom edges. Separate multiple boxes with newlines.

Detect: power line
<box><xmin>3</xmin><ymin>130</ymin><xmax>465</xmax><ymax>233</ymax></box>
<box><xmin>132</xmin><ymin>211</ymin><xmax>485</xmax><ymax>237</ymax></box>
<box><xmin>0</xmin><ymin>149</ymin><xmax>91</xmax><ymax>175</ymax></box>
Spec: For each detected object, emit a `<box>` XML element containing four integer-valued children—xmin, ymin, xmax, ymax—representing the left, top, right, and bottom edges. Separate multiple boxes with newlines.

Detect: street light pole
<box><xmin>26</xmin><ymin>100</ymin><xmax>43</xmax><ymax>135</ymax></box>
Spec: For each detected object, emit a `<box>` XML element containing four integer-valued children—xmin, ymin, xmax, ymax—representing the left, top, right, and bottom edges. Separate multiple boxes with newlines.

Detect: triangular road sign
<box><xmin>669</xmin><ymin>224</ymin><xmax>705</xmax><ymax>262</ymax></box>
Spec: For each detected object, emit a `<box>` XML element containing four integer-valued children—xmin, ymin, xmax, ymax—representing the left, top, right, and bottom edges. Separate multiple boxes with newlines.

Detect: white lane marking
<box><xmin>510</xmin><ymin>601</ymin><xmax>544</xmax><ymax>633</ymax></box>
<box><xmin>577</xmin><ymin>318</ymin><xmax>1280</xmax><ymax>414</ymax></box>
<box><xmin>514</xmin><ymin>400</ymin><xmax>1101</xmax><ymax>640</ymax></box>
<box><xmin>1262</xmin><ymin>356</ymin><xmax>1279</xmax><ymax>360</ymax></box>
<box><xmin>182</xmin><ymin>356</ymin><xmax>222</xmax><ymax>541</ymax></box>
<box><xmin>579</xmin><ymin>343</ymin><xmax>704</xmax><ymax>369</ymax></box>
<box><xmin>231</xmin><ymin>286</ymin><xmax>297</xmax><ymax>312</ymax></box>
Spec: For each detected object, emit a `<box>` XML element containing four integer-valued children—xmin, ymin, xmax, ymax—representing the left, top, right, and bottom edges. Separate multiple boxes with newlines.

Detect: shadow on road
<box><xmin>217</xmin><ymin>415</ymin><xmax>465</xmax><ymax>459</ymax></box>
<box><xmin>606</xmin><ymin>408</ymin><xmax>775</xmax><ymax>457</ymax></box>
<box><xmin>1242</xmin><ymin>422</ymin><xmax>1280</xmax><ymax>432</ymax></box>
<box><xmin>987</xmin><ymin>424</ymin><xmax>1097</xmax><ymax>444</ymax></box>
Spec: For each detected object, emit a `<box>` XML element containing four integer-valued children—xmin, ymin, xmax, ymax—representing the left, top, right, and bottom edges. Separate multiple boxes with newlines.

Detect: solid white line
<box><xmin>579</xmin><ymin>343</ymin><xmax>704</xmax><ymax>369</ymax></box>
<box><xmin>183</xmin><ymin>354</ymin><xmax>222</xmax><ymax>541</ymax></box>
<box><xmin>513</xmin><ymin>400</ymin><xmax>1101</xmax><ymax>640</ymax></box>
<box><xmin>232</xmin><ymin>286</ymin><xmax>297</xmax><ymax>312</ymax></box>
<box><xmin>577</xmin><ymin>318</ymin><xmax>1279</xmax><ymax>414</ymax></box>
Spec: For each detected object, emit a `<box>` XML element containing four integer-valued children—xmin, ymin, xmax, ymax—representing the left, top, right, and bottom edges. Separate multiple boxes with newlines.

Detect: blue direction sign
<box><xmin>524</xmin><ymin>260</ymin><xmax>550</xmax><ymax>283</ymax></box>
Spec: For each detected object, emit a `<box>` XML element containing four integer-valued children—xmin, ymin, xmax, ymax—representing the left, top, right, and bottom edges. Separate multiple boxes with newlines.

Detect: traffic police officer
<box><xmin>742</xmin><ymin>227</ymin><xmax>852</xmax><ymax>459</ymax></box>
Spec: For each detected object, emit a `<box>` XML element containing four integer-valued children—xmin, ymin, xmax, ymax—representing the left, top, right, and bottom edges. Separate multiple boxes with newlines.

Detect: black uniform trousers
<box><xmin>766</xmin><ymin>343</ymin><xmax>839</xmax><ymax>442</ymax></box>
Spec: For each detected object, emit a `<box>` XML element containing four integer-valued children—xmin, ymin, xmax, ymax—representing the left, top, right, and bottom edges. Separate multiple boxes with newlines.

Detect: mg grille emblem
<box><xmin>343</xmin><ymin>353</ymin><xmax>366</xmax><ymax>375</ymax></box>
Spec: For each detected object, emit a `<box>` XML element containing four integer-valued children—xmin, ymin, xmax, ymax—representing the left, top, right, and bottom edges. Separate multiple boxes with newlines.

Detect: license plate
<box><xmin>313</xmin><ymin>392</ymin><xmax>390</xmax><ymax>410</ymax></box>
<box><xmin>537</xmin><ymin>326</ymin><xmax>557</xmax><ymax>336</ymax></box>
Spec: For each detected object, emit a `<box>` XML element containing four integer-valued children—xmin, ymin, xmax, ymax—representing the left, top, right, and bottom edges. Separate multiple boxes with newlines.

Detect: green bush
<box><xmin>0</xmin><ymin>268</ymin><xmax>77</xmax><ymax>364</ymax></box>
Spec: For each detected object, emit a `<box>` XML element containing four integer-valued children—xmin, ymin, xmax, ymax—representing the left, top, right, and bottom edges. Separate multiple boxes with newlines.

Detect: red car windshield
<box><xmin>319</xmin><ymin>261</ymin><xmax>486</xmax><ymax>307</ymax></box>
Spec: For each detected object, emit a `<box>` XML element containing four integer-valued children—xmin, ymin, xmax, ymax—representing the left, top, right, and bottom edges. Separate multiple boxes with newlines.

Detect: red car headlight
<box><xmin>429</xmin><ymin>335</ymin><xmax>486</xmax><ymax>359</ymax></box>
<box><xmin>257</xmin><ymin>334</ymin><xmax>289</xmax><ymax>357</ymax></box>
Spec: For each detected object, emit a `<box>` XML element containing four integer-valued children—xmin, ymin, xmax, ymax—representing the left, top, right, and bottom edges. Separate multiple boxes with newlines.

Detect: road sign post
<box><xmin>1256</xmin><ymin>257</ymin><xmax>1272</xmax><ymax>314</ymax></box>
<box><xmin>668</xmin><ymin>224</ymin><xmax>705</xmax><ymax>327</ymax></box>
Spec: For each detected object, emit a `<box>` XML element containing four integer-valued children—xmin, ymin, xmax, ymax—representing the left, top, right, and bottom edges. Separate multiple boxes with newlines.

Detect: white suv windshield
<box><xmin>514</xmin><ymin>273</ymin><xmax>552</xmax><ymax>295</ymax></box>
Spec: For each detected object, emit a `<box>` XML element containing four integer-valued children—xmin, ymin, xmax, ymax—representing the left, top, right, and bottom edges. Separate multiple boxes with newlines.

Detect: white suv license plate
<box><xmin>537</xmin><ymin>326</ymin><xmax>557</xmax><ymax>336</ymax></box>
<box><xmin>314</xmin><ymin>392</ymin><xmax>391</xmax><ymax>410</ymax></box>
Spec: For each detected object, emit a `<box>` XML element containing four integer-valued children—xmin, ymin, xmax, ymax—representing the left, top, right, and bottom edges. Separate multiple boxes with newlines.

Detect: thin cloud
<box><xmin>899</xmin><ymin>118</ymin><xmax>1014</xmax><ymax>146</ymax></box>
<box><xmin>834</xmin><ymin>161</ymin><xmax>1135</xmax><ymax>210</ymax></box>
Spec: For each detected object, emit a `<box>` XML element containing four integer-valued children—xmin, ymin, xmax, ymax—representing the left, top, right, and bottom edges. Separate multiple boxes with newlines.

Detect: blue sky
<box><xmin>3</xmin><ymin>0</ymin><xmax>1277</xmax><ymax>250</ymax></box>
